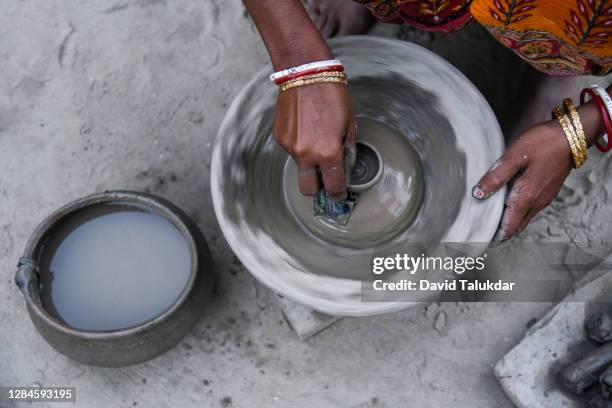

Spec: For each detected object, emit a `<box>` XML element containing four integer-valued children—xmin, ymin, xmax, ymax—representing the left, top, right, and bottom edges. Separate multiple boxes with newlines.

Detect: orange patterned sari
<box><xmin>356</xmin><ymin>0</ymin><xmax>612</xmax><ymax>76</ymax></box>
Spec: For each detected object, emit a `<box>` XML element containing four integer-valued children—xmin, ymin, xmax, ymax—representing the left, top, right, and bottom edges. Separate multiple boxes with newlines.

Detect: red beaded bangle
<box><xmin>580</xmin><ymin>88</ymin><xmax>612</xmax><ymax>152</ymax></box>
<box><xmin>273</xmin><ymin>65</ymin><xmax>345</xmax><ymax>85</ymax></box>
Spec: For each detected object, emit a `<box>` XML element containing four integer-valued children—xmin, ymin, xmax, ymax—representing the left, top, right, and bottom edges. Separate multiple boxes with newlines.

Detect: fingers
<box><xmin>321</xmin><ymin>15</ymin><xmax>339</xmax><ymax>38</ymax></box>
<box><xmin>320</xmin><ymin>123</ymin><xmax>354</xmax><ymax>200</ymax></box>
<box><xmin>296</xmin><ymin>162</ymin><xmax>347</xmax><ymax>200</ymax></box>
<box><xmin>306</xmin><ymin>0</ymin><xmax>321</xmax><ymax>14</ymax></box>
<box><xmin>498</xmin><ymin>171</ymin><xmax>547</xmax><ymax>240</ymax></box>
<box><xmin>500</xmin><ymin>206</ymin><xmax>540</xmax><ymax>241</ymax></box>
<box><xmin>311</xmin><ymin>10</ymin><xmax>328</xmax><ymax>32</ymax></box>
<box><xmin>518</xmin><ymin>208</ymin><xmax>539</xmax><ymax>235</ymax></box>
<box><xmin>344</xmin><ymin>117</ymin><xmax>357</xmax><ymax>172</ymax></box>
<box><xmin>473</xmin><ymin>152</ymin><xmax>527</xmax><ymax>200</ymax></box>
<box><xmin>499</xmin><ymin>184</ymin><xmax>530</xmax><ymax>240</ymax></box>
<box><xmin>297</xmin><ymin>163</ymin><xmax>319</xmax><ymax>196</ymax></box>
<box><xmin>293</xmin><ymin>147</ymin><xmax>347</xmax><ymax>200</ymax></box>
<box><xmin>290</xmin><ymin>141</ymin><xmax>348</xmax><ymax>200</ymax></box>
<box><xmin>337</xmin><ymin>20</ymin><xmax>355</xmax><ymax>37</ymax></box>
<box><xmin>346</xmin><ymin>116</ymin><xmax>357</xmax><ymax>147</ymax></box>
<box><xmin>499</xmin><ymin>205</ymin><xmax>529</xmax><ymax>241</ymax></box>
<box><xmin>320</xmin><ymin>160</ymin><xmax>347</xmax><ymax>201</ymax></box>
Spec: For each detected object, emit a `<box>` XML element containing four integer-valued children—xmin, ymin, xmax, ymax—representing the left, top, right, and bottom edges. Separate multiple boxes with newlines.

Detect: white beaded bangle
<box><xmin>589</xmin><ymin>84</ymin><xmax>612</xmax><ymax>121</ymax></box>
<box><xmin>269</xmin><ymin>59</ymin><xmax>343</xmax><ymax>83</ymax></box>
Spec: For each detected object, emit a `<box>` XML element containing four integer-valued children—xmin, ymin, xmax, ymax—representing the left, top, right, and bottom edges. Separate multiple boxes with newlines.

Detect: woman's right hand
<box><xmin>242</xmin><ymin>0</ymin><xmax>356</xmax><ymax>199</ymax></box>
<box><xmin>273</xmin><ymin>82</ymin><xmax>356</xmax><ymax>201</ymax></box>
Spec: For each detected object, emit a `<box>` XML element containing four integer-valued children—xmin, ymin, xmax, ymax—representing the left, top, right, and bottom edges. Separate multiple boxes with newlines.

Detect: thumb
<box><xmin>473</xmin><ymin>153</ymin><xmax>526</xmax><ymax>200</ymax></box>
<box><xmin>344</xmin><ymin>115</ymin><xmax>357</xmax><ymax>174</ymax></box>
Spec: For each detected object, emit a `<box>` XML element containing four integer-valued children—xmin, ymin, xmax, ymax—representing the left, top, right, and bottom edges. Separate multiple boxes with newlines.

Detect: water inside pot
<box><xmin>36</xmin><ymin>202</ymin><xmax>192</xmax><ymax>332</ymax></box>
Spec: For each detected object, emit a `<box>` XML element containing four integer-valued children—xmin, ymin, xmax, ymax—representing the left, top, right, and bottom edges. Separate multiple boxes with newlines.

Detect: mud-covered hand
<box><xmin>242</xmin><ymin>0</ymin><xmax>356</xmax><ymax>199</ymax></box>
<box><xmin>274</xmin><ymin>83</ymin><xmax>357</xmax><ymax>200</ymax></box>
<box><xmin>472</xmin><ymin>120</ymin><xmax>573</xmax><ymax>240</ymax></box>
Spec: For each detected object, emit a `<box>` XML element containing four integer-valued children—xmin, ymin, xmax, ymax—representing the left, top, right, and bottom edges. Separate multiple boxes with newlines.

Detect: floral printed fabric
<box><xmin>355</xmin><ymin>0</ymin><xmax>474</xmax><ymax>31</ymax></box>
<box><xmin>357</xmin><ymin>0</ymin><xmax>612</xmax><ymax>76</ymax></box>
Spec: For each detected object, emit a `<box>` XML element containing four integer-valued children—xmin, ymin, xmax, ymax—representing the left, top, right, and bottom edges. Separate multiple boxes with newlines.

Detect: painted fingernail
<box><xmin>472</xmin><ymin>186</ymin><xmax>485</xmax><ymax>200</ymax></box>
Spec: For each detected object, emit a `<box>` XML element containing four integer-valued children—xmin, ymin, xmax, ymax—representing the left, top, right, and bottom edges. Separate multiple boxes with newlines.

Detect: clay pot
<box><xmin>15</xmin><ymin>191</ymin><xmax>213</xmax><ymax>366</ymax></box>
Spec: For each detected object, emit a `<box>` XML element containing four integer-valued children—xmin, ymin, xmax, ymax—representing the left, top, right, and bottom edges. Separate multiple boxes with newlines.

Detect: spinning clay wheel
<box><xmin>212</xmin><ymin>37</ymin><xmax>505</xmax><ymax>316</ymax></box>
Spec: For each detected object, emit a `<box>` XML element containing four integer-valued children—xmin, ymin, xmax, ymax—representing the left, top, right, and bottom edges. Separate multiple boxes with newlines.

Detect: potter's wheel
<box><xmin>211</xmin><ymin>37</ymin><xmax>505</xmax><ymax>316</ymax></box>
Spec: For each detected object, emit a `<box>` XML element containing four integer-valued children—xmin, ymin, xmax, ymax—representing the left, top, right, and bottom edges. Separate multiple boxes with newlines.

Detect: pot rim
<box><xmin>347</xmin><ymin>140</ymin><xmax>384</xmax><ymax>192</ymax></box>
<box><xmin>19</xmin><ymin>190</ymin><xmax>200</xmax><ymax>340</ymax></box>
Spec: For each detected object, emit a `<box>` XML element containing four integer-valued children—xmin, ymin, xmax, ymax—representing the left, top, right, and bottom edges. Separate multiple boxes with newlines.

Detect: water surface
<box><xmin>37</xmin><ymin>202</ymin><xmax>192</xmax><ymax>332</ymax></box>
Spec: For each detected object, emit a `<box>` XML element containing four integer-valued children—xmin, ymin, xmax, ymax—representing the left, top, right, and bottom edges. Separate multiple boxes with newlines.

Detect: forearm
<box><xmin>243</xmin><ymin>0</ymin><xmax>333</xmax><ymax>70</ymax></box>
<box><xmin>578</xmin><ymin>85</ymin><xmax>612</xmax><ymax>147</ymax></box>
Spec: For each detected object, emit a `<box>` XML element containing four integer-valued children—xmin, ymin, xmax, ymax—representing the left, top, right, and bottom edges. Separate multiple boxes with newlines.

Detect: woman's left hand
<box><xmin>472</xmin><ymin>120</ymin><xmax>573</xmax><ymax>240</ymax></box>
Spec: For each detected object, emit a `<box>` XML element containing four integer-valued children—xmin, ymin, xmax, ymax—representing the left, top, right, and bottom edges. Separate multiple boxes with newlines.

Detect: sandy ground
<box><xmin>0</xmin><ymin>1</ymin><xmax>610</xmax><ymax>407</ymax></box>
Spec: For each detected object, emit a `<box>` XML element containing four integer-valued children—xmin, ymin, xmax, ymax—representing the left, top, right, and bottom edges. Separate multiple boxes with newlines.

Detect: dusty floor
<box><xmin>1</xmin><ymin>1</ymin><xmax>610</xmax><ymax>407</ymax></box>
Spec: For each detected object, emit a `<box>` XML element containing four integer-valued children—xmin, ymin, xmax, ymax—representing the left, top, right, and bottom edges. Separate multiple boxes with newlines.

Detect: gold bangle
<box><xmin>562</xmin><ymin>98</ymin><xmax>588</xmax><ymax>164</ymax></box>
<box><xmin>279</xmin><ymin>71</ymin><xmax>347</xmax><ymax>91</ymax></box>
<box><xmin>280</xmin><ymin>71</ymin><xmax>347</xmax><ymax>89</ymax></box>
<box><xmin>553</xmin><ymin>106</ymin><xmax>583</xmax><ymax>168</ymax></box>
<box><xmin>279</xmin><ymin>75</ymin><xmax>348</xmax><ymax>92</ymax></box>
<box><xmin>553</xmin><ymin>107</ymin><xmax>583</xmax><ymax>168</ymax></box>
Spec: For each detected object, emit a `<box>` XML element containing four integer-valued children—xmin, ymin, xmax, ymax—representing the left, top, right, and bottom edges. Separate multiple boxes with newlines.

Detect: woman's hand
<box><xmin>274</xmin><ymin>83</ymin><xmax>356</xmax><ymax>200</ymax></box>
<box><xmin>242</xmin><ymin>0</ymin><xmax>355</xmax><ymax>199</ymax></box>
<box><xmin>472</xmin><ymin>120</ymin><xmax>573</xmax><ymax>240</ymax></box>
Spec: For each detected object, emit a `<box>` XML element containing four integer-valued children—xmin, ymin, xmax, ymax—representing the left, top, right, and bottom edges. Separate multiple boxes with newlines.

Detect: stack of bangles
<box><xmin>581</xmin><ymin>85</ymin><xmax>612</xmax><ymax>153</ymax></box>
<box><xmin>552</xmin><ymin>84</ymin><xmax>612</xmax><ymax>169</ymax></box>
<box><xmin>552</xmin><ymin>99</ymin><xmax>588</xmax><ymax>168</ymax></box>
<box><xmin>269</xmin><ymin>59</ymin><xmax>348</xmax><ymax>92</ymax></box>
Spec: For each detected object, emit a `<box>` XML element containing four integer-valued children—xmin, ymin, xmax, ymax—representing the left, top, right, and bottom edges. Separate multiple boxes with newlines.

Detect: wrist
<box><xmin>577</xmin><ymin>101</ymin><xmax>604</xmax><ymax>147</ymax></box>
<box><xmin>268</xmin><ymin>38</ymin><xmax>334</xmax><ymax>71</ymax></box>
<box><xmin>548</xmin><ymin>119</ymin><xmax>576</xmax><ymax>167</ymax></box>
<box><xmin>243</xmin><ymin>0</ymin><xmax>334</xmax><ymax>71</ymax></box>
